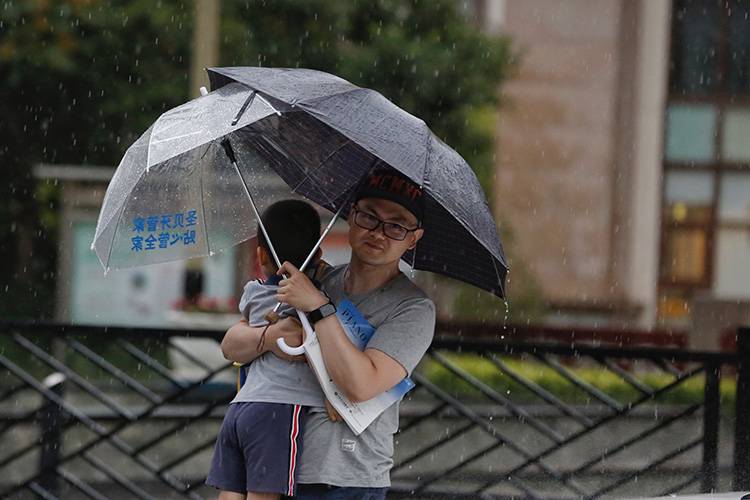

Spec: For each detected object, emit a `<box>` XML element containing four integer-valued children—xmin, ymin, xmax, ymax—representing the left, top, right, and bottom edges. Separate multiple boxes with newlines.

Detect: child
<box><xmin>206</xmin><ymin>199</ymin><xmax>331</xmax><ymax>499</ymax></box>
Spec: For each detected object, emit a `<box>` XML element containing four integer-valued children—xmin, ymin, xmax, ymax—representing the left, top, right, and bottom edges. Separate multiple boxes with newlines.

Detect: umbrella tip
<box><xmin>199</xmin><ymin>86</ymin><xmax>209</xmax><ymax>96</ymax></box>
<box><xmin>90</xmin><ymin>243</ymin><xmax>95</xmax><ymax>251</ymax></box>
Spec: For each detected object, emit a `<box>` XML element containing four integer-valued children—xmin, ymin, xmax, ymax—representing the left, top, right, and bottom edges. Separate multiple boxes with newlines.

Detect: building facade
<box><xmin>492</xmin><ymin>0</ymin><xmax>750</xmax><ymax>347</ymax></box>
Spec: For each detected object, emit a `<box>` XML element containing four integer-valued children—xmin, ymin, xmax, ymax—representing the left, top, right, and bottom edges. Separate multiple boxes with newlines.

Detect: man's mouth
<box><xmin>363</xmin><ymin>241</ymin><xmax>384</xmax><ymax>250</ymax></box>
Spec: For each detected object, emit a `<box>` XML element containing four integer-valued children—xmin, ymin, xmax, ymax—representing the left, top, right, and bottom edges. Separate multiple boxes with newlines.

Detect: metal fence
<box><xmin>0</xmin><ymin>320</ymin><xmax>748</xmax><ymax>499</ymax></box>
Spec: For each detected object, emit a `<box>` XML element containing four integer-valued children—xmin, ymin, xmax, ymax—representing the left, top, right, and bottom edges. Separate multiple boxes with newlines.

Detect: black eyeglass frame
<box><xmin>351</xmin><ymin>205</ymin><xmax>421</xmax><ymax>241</ymax></box>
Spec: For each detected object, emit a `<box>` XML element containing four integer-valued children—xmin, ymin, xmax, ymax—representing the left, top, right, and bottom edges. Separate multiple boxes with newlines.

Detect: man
<box><xmin>221</xmin><ymin>169</ymin><xmax>436</xmax><ymax>499</ymax></box>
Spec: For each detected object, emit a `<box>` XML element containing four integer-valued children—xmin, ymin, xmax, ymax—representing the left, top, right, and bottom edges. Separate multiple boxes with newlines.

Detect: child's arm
<box><xmin>221</xmin><ymin>316</ymin><xmax>304</xmax><ymax>364</ymax></box>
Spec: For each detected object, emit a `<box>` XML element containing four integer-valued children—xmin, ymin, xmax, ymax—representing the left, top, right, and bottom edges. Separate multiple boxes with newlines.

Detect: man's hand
<box><xmin>266</xmin><ymin>316</ymin><xmax>306</xmax><ymax>362</ymax></box>
<box><xmin>324</xmin><ymin>399</ymin><xmax>342</xmax><ymax>423</ymax></box>
<box><xmin>277</xmin><ymin>261</ymin><xmax>329</xmax><ymax>313</ymax></box>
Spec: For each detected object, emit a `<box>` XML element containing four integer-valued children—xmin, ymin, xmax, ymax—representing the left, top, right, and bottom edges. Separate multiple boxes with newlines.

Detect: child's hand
<box><xmin>324</xmin><ymin>399</ymin><xmax>342</xmax><ymax>423</ymax></box>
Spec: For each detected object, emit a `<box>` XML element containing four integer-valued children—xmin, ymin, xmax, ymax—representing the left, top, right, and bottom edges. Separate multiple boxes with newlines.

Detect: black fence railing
<box><xmin>0</xmin><ymin>321</ymin><xmax>748</xmax><ymax>499</ymax></box>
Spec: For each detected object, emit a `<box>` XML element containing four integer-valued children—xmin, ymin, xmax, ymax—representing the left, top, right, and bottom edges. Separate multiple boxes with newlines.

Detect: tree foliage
<box><xmin>0</xmin><ymin>0</ymin><xmax>515</xmax><ymax>318</ymax></box>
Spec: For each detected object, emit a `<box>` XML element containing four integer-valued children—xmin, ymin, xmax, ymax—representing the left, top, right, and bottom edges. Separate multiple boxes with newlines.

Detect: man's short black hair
<box><xmin>258</xmin><ymin>200</ymin><xmax>321</xmax><ymax>270</ymax></box>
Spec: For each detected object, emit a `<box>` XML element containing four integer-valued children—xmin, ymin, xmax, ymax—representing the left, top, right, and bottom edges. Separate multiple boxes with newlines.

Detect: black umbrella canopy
<box><xmin>208</xmin><ymin>67</ymin><xmax>508</xmax><ymax>298</ymax></box>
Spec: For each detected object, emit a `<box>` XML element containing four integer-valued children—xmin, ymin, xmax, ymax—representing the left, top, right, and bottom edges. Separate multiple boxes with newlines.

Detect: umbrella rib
<box><xmin>429</xmin><ymin>188</ymin><xmax>507</xmax><ymax>268</ymax></box>
<box><xmin>256</xmin><ymin>93</ymin><xmax>282</xmax><ymax>116</ymax></box>
<box><xmin>256</xmin><ymin>135</ymin><xmax>328</xmax><ymax>203</ymax></box>
<box><xmin>198</xmin><ymin>154</ymin><xmax>212</xmax><ymax>256</ymax></box>
<box><xmin>295</xmin><ymin>86</ymin><xmax>365</xmax><ymax>106</ymax></box>
<box><xmin>312</xmin><ymin>139</ymin><xmax>352</xmax><ymax>174</ymax></box>
<box><xmin>290</xmin><ymin>138</ymin><xmax>353</xmax><ymax>193</ymax></box>
<box><xmin>94</xmin><ymin>150</ymin><xmax>157</xmax><ymax>263</ymax></box>
<box><xmin>231</xmin><ymin>90</ymin><xmax>256</xmax><ymax>126</ymax></box>
<box><xmin>490</xmin><ymin>252</ymin><xmax>505</xmax><ymax>297</ymax></box>
<box><xmin>150</xmin><ymin>130</ymin><xmax>204</xmax><ymax>145</ymax></box>
<box><xmin>103</xmin><ymin>202</ymin><xmax>127</xmax><ymax>270</ymax></box>
<box><xmin>418</xmin><ymin>124</ymin><xmax>432</xmax><ymax>186</ymax></box>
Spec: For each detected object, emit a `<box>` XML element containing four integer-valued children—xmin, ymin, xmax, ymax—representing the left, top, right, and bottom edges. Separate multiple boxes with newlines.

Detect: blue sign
<box><xmin>131</xmin><ymin>210</ymin><xmax>198</xmax><ymax>252</ymax></box>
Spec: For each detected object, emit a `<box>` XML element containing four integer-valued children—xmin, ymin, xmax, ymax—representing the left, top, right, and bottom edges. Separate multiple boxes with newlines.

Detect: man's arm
<box><xmin>221</xmin><ymin>316</ymin><xmax>304</xmax><ymax>364</ymax></box>
<box><xmin>276</xmin><ymin>262</ymin><xmax>406</xmax><ymax>403</ymax></box>
<box><xmin>315</xmin><ymin>315</ymin><xmax>407</xmax><ymax>402</ymax></box>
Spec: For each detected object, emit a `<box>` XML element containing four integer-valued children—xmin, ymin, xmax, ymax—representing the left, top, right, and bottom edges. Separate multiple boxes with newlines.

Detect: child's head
<box><xmin>256</xmin><ymin>200</ymin><xmax>321</xmax><ymax>277</ymax></box>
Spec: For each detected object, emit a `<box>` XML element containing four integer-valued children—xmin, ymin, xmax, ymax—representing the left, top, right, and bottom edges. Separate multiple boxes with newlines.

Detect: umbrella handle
<box><xmin>276</xmin><ymin>338</ymin><xmax>306</xmax><ymax>356</ymax></box>
<box><xmin>276</xmin><ymin>309</ymin><xmax>315</xmax><ymax>356</ymax></box>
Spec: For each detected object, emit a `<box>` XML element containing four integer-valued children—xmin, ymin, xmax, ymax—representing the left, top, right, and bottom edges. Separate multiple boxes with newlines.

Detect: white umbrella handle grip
<box><xmin>276</xmin><ymin>309</ymin><xmax>316</xmax><ymax>356</ymax></box>
<box><xmin>276</xmin><ymin>338</ymin><xmax>305</xmax><ymax>356</ymax></box>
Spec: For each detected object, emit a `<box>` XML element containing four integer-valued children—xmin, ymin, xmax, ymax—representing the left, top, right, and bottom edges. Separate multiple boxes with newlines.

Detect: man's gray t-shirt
<box><xmin>296</xmin><ymin>265</ymin><xmax>436</xmax><ymax>488</ymax></box>
<box><xmin>231</xmin><ymin>279</ymin><xmax>326</xmax><ymax>407</ymax></box>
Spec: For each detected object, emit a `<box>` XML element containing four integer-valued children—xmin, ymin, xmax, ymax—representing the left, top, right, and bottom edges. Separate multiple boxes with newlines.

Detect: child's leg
<box><xmin>207</xmin><ymin>405</ymin><xmax>250</xmax><ymax>494</ymax></box>
<box><xmin>217</xmin><ymin>491</ymin><xmax>245</xmax><ymax>500</ymax></box>
<box><xmin>246</xmin><ymin>492</ymin><xmax>279</xmax><ymax>500</ymax></box>
<box><xmin>216</xmin><ymin>490</ymin><xmax>278</xmax><ymax>500</ymax></box>
<box><xmin>234</xmin><ymin>403</ymin><xmax>306</xmax><ymax>497</ymax></box>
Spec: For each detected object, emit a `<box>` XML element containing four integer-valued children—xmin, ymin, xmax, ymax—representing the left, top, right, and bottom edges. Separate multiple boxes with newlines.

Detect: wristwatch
<box><xmin>308</xmin><ymin>301</ymin><xmax>337</xmax><ymax>325</ymax></box>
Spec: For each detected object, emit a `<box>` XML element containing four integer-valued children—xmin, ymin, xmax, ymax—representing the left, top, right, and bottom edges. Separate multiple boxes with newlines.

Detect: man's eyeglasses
<box><xmin>352</xmin><ymin>206</ymin><xmax>419</xmax><ymax>241</ymax></box>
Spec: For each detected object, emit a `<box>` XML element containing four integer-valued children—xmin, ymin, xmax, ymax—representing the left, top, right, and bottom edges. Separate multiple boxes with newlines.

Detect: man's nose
<box><xmin>371</xmin><ymin>224</ymin><xmax>387</xmax><ymax>240</ymax></box>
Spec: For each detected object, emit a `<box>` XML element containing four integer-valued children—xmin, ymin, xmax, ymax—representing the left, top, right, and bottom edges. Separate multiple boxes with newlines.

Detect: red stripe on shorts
<box><xmin>287</xmin><ymin>404</ymin><xmax>302</xmax><ymax>496</ymax></box>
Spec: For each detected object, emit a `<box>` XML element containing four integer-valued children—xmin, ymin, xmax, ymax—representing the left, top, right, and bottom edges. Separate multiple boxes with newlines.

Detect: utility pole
<box><xmin>190</xmin><ymin>0</ymin><xmax>220</xmax><ymax>97</ymax></box>
<box><xmin>186</xmin><ymin>0</ymin><xmax>221</xmax><ymax>291</ymax></box>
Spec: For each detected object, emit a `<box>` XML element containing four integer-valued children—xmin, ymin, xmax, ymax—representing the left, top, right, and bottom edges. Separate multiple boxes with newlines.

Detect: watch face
<box><xmin>320</xmin><ymin>303</ymin><xmax>336</xmax><ymax>317</ymax></box>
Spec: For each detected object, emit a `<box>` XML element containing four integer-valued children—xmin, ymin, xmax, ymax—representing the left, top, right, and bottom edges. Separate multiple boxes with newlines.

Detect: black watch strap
<box><xmin>308</xmin><ymin>301</ymin><xmax>337</xmax><ymax>325</ymax></box>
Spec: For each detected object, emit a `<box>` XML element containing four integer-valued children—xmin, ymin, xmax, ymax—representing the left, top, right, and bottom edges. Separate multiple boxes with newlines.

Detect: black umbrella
<box><xmin>209</xmin><ymin>66</ymin><xmax>508</xmax><ymax>298</ymax></box>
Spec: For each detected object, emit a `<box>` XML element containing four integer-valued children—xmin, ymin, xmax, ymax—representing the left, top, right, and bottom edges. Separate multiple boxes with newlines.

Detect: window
<box><xmin>661</xmin><ymin>0</ymin><xmax>750</xmax><ymax>320</ymax></box>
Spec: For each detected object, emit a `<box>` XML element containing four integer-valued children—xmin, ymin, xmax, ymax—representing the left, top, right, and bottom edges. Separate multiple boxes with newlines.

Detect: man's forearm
<box><xmin>314</xmin><ymin>315</ymin><xmax>403</xmax><ymax>402</ymax></box>
<box><xmin>272</xmin><ymin>260</ymin><xmax>406</xmax><ymax>400</ymax></box>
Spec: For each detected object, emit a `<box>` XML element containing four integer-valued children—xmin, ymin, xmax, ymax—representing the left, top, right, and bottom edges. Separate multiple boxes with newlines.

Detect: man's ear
<box><xmin>408</xmin><ymin>228</ymin><xmax>425</xmax><ymax>250</ymax></box>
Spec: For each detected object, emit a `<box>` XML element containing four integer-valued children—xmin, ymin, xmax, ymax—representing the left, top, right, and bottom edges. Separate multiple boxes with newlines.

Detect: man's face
<box><xmin>348</xmin><ymin>197</ymin><xmax>424</xmax><ymax>267</ymax></box>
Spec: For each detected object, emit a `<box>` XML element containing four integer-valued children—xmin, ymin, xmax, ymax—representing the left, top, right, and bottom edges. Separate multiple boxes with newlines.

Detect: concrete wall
<box><xmin>493</xmin><ymin>0</ymin><xmax>670</xmax><ymax>328</ymax></box>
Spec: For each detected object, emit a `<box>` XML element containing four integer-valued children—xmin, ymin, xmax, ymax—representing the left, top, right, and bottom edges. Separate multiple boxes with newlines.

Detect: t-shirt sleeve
<box><xmin>239</xmin><ymin>282</ymin><xmax>281</xmax><ymax>326</ymax></box>
<box><xmin>238</xmin><ymin>281</ymin><xmax>254</xmax><ymax>320</ymax></box>
<box><xmin>365</xmin><ymin>296</ymin><xmax>436</xmax><ymax>375</ymax></box>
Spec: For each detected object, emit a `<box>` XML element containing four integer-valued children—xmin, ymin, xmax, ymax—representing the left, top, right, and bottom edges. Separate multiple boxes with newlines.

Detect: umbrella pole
<box><xmin>221</xmin><ymin>137</ymin><xmax>346</xmax><ymax>273</ymax></box>
<box><xmin>267</xmin><ymin>204</ymin><xmax>344</xmax><ymax>318</ymax></box>
<box><xmin>270</xmin><ymin>202</ymin><xmax>349</xmax><ymax>356</ymax></box>
<box><xmin>300</xmin><ymin>203</ymin><xmax>344</xmax><ymax>272</ymax></box>
<box><xmin>221</xmin><ymin>139</ymin><xmax>284</xmax><ymax>270</ymax></box>
<box><xmin>221</xmin><ymin>138</ymin><xmax>343</xmax><ymax>356</ymax></box>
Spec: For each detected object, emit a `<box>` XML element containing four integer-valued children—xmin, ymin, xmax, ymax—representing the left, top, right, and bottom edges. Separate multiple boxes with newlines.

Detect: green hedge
<box><xmin>419</xmin><ymin>353</ymin><xmax>737</xmax><ymax>408</ymax></box>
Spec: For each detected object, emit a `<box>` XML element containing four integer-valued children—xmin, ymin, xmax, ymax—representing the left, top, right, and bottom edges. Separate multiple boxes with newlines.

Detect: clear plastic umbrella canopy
<box><xmin>91</xmin><ymin>67</ymin><xmax>508</xmax><ymax>298</ymax></box>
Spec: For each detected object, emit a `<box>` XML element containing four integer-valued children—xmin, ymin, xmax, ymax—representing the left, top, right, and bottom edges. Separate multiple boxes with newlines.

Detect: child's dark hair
<box><xmin>257</xmin><ymin>200</ymin><xmax>321</xmax><ymax>270</ymax></box>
